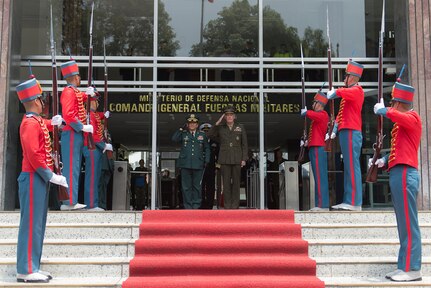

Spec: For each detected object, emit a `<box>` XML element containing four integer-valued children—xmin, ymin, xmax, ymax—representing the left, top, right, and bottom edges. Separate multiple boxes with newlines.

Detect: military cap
<box><xmin>199</xmin><ymin>123</ymin><xmax>212</xmax><ymax>131</ymax></box>
<box><xmin>223</xmin><ymin>105</ymin><xmax>236</xmax><ymax>114</ymax></box>
<box><xmin>186</xmin><ymin>114</ymin><xmax>199</xmax><ymax>123</ymax></box>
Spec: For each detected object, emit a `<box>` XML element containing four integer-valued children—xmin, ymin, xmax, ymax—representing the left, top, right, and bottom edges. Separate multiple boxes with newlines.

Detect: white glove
<box><xmin>82</xmin><ymin>124</ymin><xmax>94</xmax><ymax>133</ymax></box>
<box><xmin>300</xmin><ymin>140</ymin><xmax>305</xmax><ymax>147</ymax></box>
<box><xmin>104</xmin><ymin>111</ymin><xmax>110</xmax><ymax>119</ymax></box>
<box><xmin>85</xmin><ymin>86</ymin><xmax>95</xmax><ymax>96</ymax></box>
<box><xmin>300</xmin><ymin>106</ymin><xmax>307</xmax><ymax>116</ymax></box>
<box><xmin>374</xmin><ymin>98</ymin><xmax>386</xmax><ymax>115</ymax></box>
<box><xmin>103</xmin><ymin>143</ymin><xmax>113</xmax><ymax>153</ymax></box>
<box><xmin>327</xmin><ymin>88</ymin><xmax>337</xmax><ymax>99</ymax></box>
<box><xmin>51</xmin><ymin>115</ymin><xmax>63</xmax><ymax>126</ymax></box>
<box><xmin>50</xmin><ymin>174</ymin><xmax>69</xmax><ymax>188</ymax></box>
<box><xmin>368</xmin><ymin>158</ymin><xmax>386</xmax><ymax>168</ymax></box>
<box><xmin>330</xmin><ymin>132</ymin><xmax>336</xmax><ymax>139</ymax></box>
<box><xmin>325</xmin><ymin>133</ymin><xmax>330</xmax><ymax>141</ymax></box>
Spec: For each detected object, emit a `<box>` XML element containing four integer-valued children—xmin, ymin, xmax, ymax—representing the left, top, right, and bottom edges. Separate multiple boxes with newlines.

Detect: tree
<box><xmin>190</xmin><ymin>0</ymin><xmax>327</xmax><ymax>58</ymax></box>
<box><xmin>61</xmin><ymin>0</ymin><xmax>179</xmax><ymax>57</ymax></box>
<box><xmin>302</xmin><ymin>27</ymin><xmax>328</xmax><ymax>57</ymax></box>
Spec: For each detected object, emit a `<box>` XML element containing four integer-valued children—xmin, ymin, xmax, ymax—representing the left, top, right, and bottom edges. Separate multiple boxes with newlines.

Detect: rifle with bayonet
<box><xmin>103</xmin><ymin>38</ymin><xmax>113</xmax><ymax>159</ymax></box>
<box><xmin>324</xmin><ymin>7</ymin><xmax>335</xmax><ymax>152</ymax></box>
<box><xmin>50</xmin><ymin>5</ymin><xmax>69</xmax><ymax>200</ymax></box>
<box><xmin>366</xmin><ymin>0</ymin><xmax>386</xmax><ymax>183</ymax></box>
<box><xmin>298</xmin><ymin>44</ymin><xmax>307</xmax><ymax>163</ymax></box>
<box><xmin>86</xmin><ymin>1</ymin><xmax>96</xmax><ymax>150</ymax></box>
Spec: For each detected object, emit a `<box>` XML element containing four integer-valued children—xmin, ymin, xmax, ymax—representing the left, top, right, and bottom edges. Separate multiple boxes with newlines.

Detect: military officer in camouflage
<box><xmin>172</xmin><ymin>114</ymin><xmax>210</xmax><ymax>209</ymax></box>
<box><xmin>208</xmin><ymin>105</ymin><xmax>248</xmax><ymax>209</ymax></box>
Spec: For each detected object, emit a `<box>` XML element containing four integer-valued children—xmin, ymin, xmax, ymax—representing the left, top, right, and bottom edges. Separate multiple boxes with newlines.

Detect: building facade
<box><xmin>0</xmin><ymin>0</ymin><xmax>430</xmax><ymax>210</ymax></box>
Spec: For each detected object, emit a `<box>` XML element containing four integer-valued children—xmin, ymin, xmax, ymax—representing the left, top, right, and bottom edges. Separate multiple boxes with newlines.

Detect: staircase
<box><xmin>0</xmin><ymin>211</ymin><xmax>430</xmax><ymax>287</ymax></box>
<box><xmin>297</xmin><ymin>211</ymin><xmax>431</xmax><ymax>287</ymax></box>
<box><xmin>0</xmin><ymin>211</ymin><xmax>138</xmax><ymax>287</ymax></box>
<box><xmin>122</xmin><ymin>210</ymin><xmax>323</xmax><ymax>288</ymax></box>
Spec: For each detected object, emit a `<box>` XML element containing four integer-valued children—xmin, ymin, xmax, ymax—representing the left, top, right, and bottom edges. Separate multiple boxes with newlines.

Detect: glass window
<box><xmin>160</xmin><ymin>0</ymin><xmax>259</xmax><ymax>57</ymax></box>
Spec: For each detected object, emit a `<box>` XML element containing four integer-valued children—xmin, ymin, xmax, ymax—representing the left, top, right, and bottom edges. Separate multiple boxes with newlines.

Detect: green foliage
<box><xmin>190</xmin><ymin>0</ymin><xmax>327</xmax><ymax>57</ymax></box>
<box><xmin>78</xmin><ymin>0</ymin><xmax>179</xmax><ymax>56</ymax></box>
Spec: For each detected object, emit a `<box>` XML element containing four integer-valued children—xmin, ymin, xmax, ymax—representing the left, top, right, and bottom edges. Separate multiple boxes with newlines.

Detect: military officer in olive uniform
<box><xmin>172</xmin><ymin>114</ymin><xmax>210</xmax><ymax>209</ymax></box>
<box><xmin>208</xmin><ymin>105</ymin><xmax>248</xmax><ymax>209</ymax></box>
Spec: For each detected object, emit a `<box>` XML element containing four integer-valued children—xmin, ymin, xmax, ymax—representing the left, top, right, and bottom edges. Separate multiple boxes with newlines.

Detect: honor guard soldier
<box><xmin>172</xmin><ymin>114</ymin><xmax>210</xmax><ymax>209</ymax></box>
<box><xmin>326</xmin><ymin>60</ymin><xmax>364</xmax><ymax>211</ymax></box>
<box><xmin>59</xmin><ymin>60</ymin><xmax>94</xmax><ymax>210</ymax></box>
<box><xmin>83</xmin><ymin>92</ymin><xmax>112</xmax><ymax>211</ymax></box>
<box><xmin>372</xmin><ymin>81</ymin><xmax>422</xmax><ymax>282</ymax></box>
<box><xmin>208</xmin><ymin>105</ymin><xmax>248</xmax><ymax>209</ymax></box>
<box><xmin>15</xmin><ymin>77</ymin><xmax>68</xmax><ymax>283</ymax></box>
<box><xmin>301</xmin><ymin>91</ymin><xmax>330</xmax><ymax>211</ymax></box>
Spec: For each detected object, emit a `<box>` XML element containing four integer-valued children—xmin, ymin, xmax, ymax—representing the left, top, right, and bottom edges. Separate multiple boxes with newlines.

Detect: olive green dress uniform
<box><xmin>208</xmin><ymin>122</ymin><xmax>248</xmax><ymax>209</ymax></box>
<box><xmin>172</xmin><ymin>129</ymin><xmax>210</xmax><ymax>209</ymax></box>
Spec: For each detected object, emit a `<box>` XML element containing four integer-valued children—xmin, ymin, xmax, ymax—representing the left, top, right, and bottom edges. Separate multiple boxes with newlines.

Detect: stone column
<box><xmin>408</xmin><ymin>0</ymin><xmax>431</xmax><ymax>209</ymax></box>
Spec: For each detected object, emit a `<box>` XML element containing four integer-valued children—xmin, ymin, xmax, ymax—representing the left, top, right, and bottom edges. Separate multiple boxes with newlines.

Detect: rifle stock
<box><xmin>50</xmin><ymin>6</ymin><xmax>69</xmax><ymax>200</ymax></box>
<box><xmin>366</xmin><ymin>138</ymin><xmax>381</xmax><ymax>183</ymax></box>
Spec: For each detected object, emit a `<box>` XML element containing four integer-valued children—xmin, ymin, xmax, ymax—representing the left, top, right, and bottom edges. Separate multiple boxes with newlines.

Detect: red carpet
<box><xmin>122</xmin><ymin>210</ymin><xmax>324</xmax><ymax>288</ymax></box>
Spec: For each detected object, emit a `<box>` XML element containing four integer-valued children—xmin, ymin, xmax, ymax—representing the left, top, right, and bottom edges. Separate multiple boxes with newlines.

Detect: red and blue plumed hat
<box><xmin>60</xmin><ymin>60</ymin><xmax>80</xmax><ymax>79</ymax></box>
<box><xmin>314</xmin><ymin>91</ymin><xmax>328</xmax><ymax>106</ymax></box>
<box><xmin>346</xmin><ymin>60</ymin><xmax>364</xmax><ymax>78</ymax></box>
<box><xmin>16</xmin><ymin>78</ymin><xmax>43</xmax><ymax>103</ymax></box>
<box><xmin>392</xmin><ymin>82</ymin><xmax>414</xmax><ymax>104</ymax></box>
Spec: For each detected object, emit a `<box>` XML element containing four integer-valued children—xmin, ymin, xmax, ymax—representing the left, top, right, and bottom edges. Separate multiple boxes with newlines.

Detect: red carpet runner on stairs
<box><xmin>122</xmin><ymin>210</ymin><xmax>324</xmax><ymax>288</ymax></box>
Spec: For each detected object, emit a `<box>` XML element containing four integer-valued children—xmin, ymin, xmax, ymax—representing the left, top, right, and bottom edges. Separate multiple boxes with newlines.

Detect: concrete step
<box><xmin>295</xmin><ymin>211</ymin><xmax>431</xmax><ymax>225</ymax></box>
<box><xmin>0</xmin><ymin>223</ymin><xmax>139</xmax><ymax>239</ymax></box>
<box><xmin>0</xmin><ymin>257</ymin><xmax>131</xmax><ymax>279</ymax></box>
<box><xmin>315</xmin><ymin>257</ymin><xmax>431</xmax><ymax>278</ymax></box>
<box><xmin>0</xmin><ymin>239</ymin><xmax>135</xmax><ymax>258</ymax></box>
<box><xmin>0</xmin><ymin>211</ymin><xmax>141</xmax><ymax>224</ymax></box>
<box><xmin>0</xmin><ymin>277</ymin><xmax>124</xmax><ymax>287</ymax></box>
<box><xmin>308</xmin><ymin>239</ymin><xmax>431</xmax><ymax>258</ymax></box>
<box><xmin>302</xmin><ymin>223</ymin><xmax>431</xmax><ymax>240</ymax></box>
<box><xmin>321</xmin><ymin>276</ymin><xmax>431</xmax><ymax>287</ymax></box>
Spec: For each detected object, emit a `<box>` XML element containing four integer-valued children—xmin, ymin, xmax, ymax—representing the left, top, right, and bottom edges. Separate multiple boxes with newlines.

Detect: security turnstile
<box><xmin>281</xmin><ymin>161</ymin><xmax>299</xmax><ymax>210</ymax></box>
<box><xmin>112</xmin><ymin>161</ymin><xmax>130</xmax><ymax>210</ymax></box>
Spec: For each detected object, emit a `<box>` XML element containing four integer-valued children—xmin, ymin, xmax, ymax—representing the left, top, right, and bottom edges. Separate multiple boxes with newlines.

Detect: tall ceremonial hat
<box><xmin>392</xmin><ymin>82</ymin><xmax>414</xmax><ymax>104</ymax></box>
<box><xmin>186</xmin><ymin>114</ymin><xmax>199</xmax><ymax>123</ymax></box>
<box><xmin>199</xmin><ymin>123</ymin><xmax>212</xmax><ymax>131</ymax></box>
<box><xmin>346</xmin><ymin>59</ymin><xmax>364</xmax><ymax>78</ymax></box>
<box><xmin>60</xmin><ymin>60</ymin><xmax>79</xmax><ymax>78</ymax></box>
<box><xmin>313</xmin><ymin>91</ymin><xmax>328</xmax><ymax>106</ymax></box>
<box><xmin>16</xmin><ymin>78</ymin><xmax>43</xmax><ymax>103</ymax></box>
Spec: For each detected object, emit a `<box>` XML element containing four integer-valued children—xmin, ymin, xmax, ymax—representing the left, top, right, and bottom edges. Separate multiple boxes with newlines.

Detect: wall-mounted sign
<box><xmin>108</xmin><ymin>93</ymin><xmax>301</xmax><ymax>114</ymax></box>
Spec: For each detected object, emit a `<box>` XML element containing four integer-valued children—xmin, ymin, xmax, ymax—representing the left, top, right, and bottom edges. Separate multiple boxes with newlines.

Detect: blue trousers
<box><xmin>61</xmin><ymin>130</ymin><xmax>83</xmax><ymax>205</ymax></box>
<box><xmin>181</xmin><ymin>168</ymin><xmax>204</xmax><ymax>209</ymax></box>
<box><xmin>309</xmin><ymin>146</ymin><xmax>329</xmax><ymax>208</ymax></box>
<box><xmin>339</xmin><ymin>129</ymin><xmax>363</xmax><ymax>206</ymax></box>
<box><xmin>83</xmin><ymin>146</ymin><xmax>103</xmax><ymax>208</ymax></box>
<box><xmin>390</xmin><ymin>165</ymin><xmax>421</xmax><ymax>271</ymax></box>
<box><xmin>16</xmin><ymin>172</ymin><xmax>49</xmax><ymax>274</ymax></box>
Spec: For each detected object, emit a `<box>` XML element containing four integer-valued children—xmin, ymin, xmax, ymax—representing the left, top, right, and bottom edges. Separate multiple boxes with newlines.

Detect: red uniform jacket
<box><xmin>335</xmin><ymin>85</ymin><xmax>364</xmax><ymax>132</ymax></box>
<box><xmin>20</xmin><ymin>113</ymin><xmax>54</xmax><ymax>182</ymax></box>
<box><xmin>306</xmin><ymin>110</ymin><xmax>329</xmax><ymax>147</ymax></box>
<box><xmin>386</xmin><ymin>109</ymin><xmax>422</xmax><ymax>170</ymax></box>
<box><xmin>84</xmin><ymin>110</ymin><xmax>105</xmax><ymax>148</ymax></box>
<box><xmin>60</xmin><ymin>85</ymin><xmax>87</xmax><ymax>132</ymax></box>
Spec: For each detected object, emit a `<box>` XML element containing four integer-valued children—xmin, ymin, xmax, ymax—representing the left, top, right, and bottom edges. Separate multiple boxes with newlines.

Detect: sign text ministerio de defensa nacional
<box><xmin>108</xmin><ymin>93</ymin><xmax>301</xmax><ymax>114</ymax></box>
